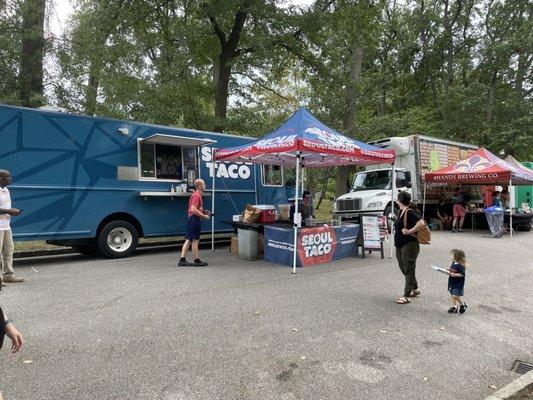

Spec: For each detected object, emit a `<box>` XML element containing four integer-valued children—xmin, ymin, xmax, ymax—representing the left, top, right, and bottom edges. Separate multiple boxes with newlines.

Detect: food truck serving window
<box><xmin>262</xmin><ymin>164</ymin><xmax>283</xmax><ymax>186</ymax></box>
<box><xmin>138</xmin><ymin>134</ymin><xmax>214</xmax><ymax>181</ymax></box>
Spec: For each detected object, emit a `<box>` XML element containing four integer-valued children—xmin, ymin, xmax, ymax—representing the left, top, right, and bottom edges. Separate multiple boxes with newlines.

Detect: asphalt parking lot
<box><xmin>1</xmin><ymin>231</ymin><xmax>532</xmax><ymax>400</ymax></box>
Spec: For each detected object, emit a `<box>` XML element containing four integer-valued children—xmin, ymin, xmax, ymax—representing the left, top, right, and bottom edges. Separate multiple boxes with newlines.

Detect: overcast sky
<box><xmin>48</xmin><ymin>0</ymin><xmax>315</xmax><ymax>36</ymax></box>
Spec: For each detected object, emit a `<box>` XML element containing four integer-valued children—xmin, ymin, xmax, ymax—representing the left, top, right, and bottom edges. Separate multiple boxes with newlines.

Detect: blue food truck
<box><xmin>0</xmin><ymin>104</ymin><xmax>290</xmax><ymax>257</ymax></box>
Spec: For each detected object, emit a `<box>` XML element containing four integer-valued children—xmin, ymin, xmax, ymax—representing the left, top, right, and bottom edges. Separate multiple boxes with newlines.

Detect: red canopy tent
<box><xmin>212</xmin><ymin>108</ymin><xmax>396</xmax><ymax>272</ymax></box>
<box><xmin>423</xmin><ymin>148</ymin><xmax>533</xmax><ymax>236</ymax></box>
<box><xmin>425</xmin><ymin>148</ymin><xmax>533</xmax><ymax>185</ymax></box>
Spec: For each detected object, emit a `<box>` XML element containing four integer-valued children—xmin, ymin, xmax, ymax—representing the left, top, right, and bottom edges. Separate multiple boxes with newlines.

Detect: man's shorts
<box><xmin>185</xmin><ymin>215</ymin><xmax>202</xmax><ymax>240</ymax></box>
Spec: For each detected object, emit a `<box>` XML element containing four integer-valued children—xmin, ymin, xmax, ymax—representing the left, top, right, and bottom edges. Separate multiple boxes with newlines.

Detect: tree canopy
<box><xmin>1</xmin><ymin>0</ymin><xmax>532</xmax><ymax>165</ymax></box>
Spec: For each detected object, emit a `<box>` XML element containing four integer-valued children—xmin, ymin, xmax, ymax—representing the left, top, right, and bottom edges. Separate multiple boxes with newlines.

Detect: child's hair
<box><xmin>450</xmin><ymin>249</ymin><xmax>466</xmax><ymax>265</ymax></box>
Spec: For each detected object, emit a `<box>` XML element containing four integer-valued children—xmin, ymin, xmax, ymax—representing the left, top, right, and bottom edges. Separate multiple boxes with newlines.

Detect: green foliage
<box><xmin>0</xmin><ymin>0</ymin><xmax>531</xmax><ymax>162</ymax></box>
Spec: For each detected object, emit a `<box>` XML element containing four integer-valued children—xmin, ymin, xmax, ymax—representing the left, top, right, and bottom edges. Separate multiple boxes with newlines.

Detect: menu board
<box><xmin>361</xmin><ymin>215</ymin><xmax>381</xmax><ymax>249</ymax></box>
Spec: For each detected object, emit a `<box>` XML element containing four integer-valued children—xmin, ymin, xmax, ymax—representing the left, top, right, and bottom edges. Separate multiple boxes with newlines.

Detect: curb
<box><xmin>485</xmin><ymin>371</ymin><xmax>533</xmax><ymax>400</ymax></box>
<box><xmin>14</xmin><ymin>238</ymin><xmax>231</xmax><ymax>259</ymax></box>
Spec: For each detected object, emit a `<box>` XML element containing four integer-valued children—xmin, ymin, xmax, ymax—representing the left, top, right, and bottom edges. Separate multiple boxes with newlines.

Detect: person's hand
<box><xmin>203</xmin><ymin>214</ymin><xmax>210</xmax><ymax>220</ymax></box>
<box><xmin>7</xmin><ymin>208</ymin><xmax>20</xmax><ymax>216</ymax></box>
<box><xmin>204</xmin><ymin>210</ymin><xmax>212</xmax><ymax>216</ymax></box>
<box><xmin>401</xmin><ymin>228</ymin><xmax>410</xmax><ymax>235</ymax></box>
<box><xmin>5</xmin><ymin>323</ymin><xmax>23</xmax><ymax>353</ymax></box>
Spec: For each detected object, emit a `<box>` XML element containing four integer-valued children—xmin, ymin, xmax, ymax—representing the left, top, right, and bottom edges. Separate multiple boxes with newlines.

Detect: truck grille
<box><xmin>337</xmin><ymin>198</ymin><xmax>362</xmax><ymax>212</ymax></box>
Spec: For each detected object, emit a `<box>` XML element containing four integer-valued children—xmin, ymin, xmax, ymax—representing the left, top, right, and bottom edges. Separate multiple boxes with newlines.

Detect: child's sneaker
<box><xmin>447</xmin><ymin>306</ymin><xmax>458</xmax><ymax>313</ymax></box>
<box><xmin>459</xmin><ymin>303</ymin><xmax>468</xmax><ymax>314</ymax></box>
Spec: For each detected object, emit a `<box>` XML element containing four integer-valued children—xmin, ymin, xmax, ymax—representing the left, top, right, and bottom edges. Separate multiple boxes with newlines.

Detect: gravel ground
<box><xmin>0</xmin><ymin>230</ymin><xmax>532</xmax><ymax>400</ymax></box>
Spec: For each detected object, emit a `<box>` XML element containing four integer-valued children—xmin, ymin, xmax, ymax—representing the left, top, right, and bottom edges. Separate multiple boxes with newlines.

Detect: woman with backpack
<box><xmin>394</xmin><ymin>191</ymin><xmax>428</xmax><ymax>304</ymax></box>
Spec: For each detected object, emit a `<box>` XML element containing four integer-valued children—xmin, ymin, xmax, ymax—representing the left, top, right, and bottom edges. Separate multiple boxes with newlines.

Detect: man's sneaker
<box><xmin>447</xmin><ymin>306</ymin><xmax>458</xmax><ymax>313</ymax></box>
<box><xmin>459</xmin><ymin>303</ymin><xmax>468</xmax><ymax>314</ymax></box>
<box><xmin>178</xmin><ymin>259</ymin><xmax>193</xmax><ymax>267</ymax></box>
<box><xmin>193</xmin><ymin>260</ymin><xmax>208</xmax><ymax>267</ymax></box>
<box><xmin>3</xmin><ymin>276</ymin><xmax>24</xmax><ymax>283</ymax></box>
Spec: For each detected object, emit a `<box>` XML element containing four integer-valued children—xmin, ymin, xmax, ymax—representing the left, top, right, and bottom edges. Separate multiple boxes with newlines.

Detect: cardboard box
<box><xmin>231</xmin><ymin>234</ymin><xmax>238</xmax><ymax>255</ymax></box>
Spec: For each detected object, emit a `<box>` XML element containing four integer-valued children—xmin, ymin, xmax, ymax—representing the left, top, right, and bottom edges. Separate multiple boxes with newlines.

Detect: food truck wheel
<box><xmin>97</xmin><ymin>220</ymin><xmax>139</xmax><ymax>258</ymax></box>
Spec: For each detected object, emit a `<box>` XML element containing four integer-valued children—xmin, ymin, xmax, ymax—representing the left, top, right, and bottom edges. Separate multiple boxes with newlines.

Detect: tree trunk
<box><xmin>419</xmin><ymin>0</ymin><xmax>442</xmax><ymax>118</ymax></box>
<box><xmin>316</xmin><ymin>169</ymin><xmax>332</xmax><ymax>210</ymax></box>
<box><xmin>336</xmin><ymin>41</ymin><xmax>363</xmax><ymax>198</ymax></box>
<box><xmin>486</xmin><ymin>68</ymin><xmax>498</xmax><ymax>126</ymax></box>
<box><xmin>19</xmin><ymin>0</ymin><xmax>46</xmax><ymax>107</ymax></box>
<box><xmin>214</xmin><ymin>53</ymin><xmax>232</xmax><ymax>131</ymax></box>
<box><xmin>206</xmin><ymin>3</ymin><xmax>250</xmax><ymax>132</ymax></box>
<box><xmin>378</xmin><ymin>91</ymin><xmax>386</xmax><ymax>116</ymax></box>
<box><xmin>85</xmin><ymin>63</ymin><xmax>100</xmax><ymax>116</ymax></box>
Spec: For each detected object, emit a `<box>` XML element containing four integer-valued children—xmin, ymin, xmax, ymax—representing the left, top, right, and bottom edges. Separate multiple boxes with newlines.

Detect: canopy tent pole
<box><xmin>292</xmin><ymin>153</ymin><xmax>301</xmax><ymax>274</ymax></box>
<box><xmin>422</xmin><ymin>181</ymin><xmax>427</xmax><ymax>219</ymax></box>
<box><xmin>509</xmin><ymin>178</ymin><xmax>513</xmax><ymax>238</ymax></box>
<box><xmin>211</xmin><ymin>150</ymin><xmax>216</xmax><ymax>251</ymax></box>
<box><xmin>301</xmin><ymin>167</ymin><xmax>305</xmax><ymax>196</ymax></box>
<box><xmin>386</xmin><ymin>163</ymin><xmax>396</xmax><ymax>259</ymax></box>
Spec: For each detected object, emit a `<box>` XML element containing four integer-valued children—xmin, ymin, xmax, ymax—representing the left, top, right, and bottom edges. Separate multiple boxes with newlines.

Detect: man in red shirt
<box><xmin>178</xmin><ymin>179</ymin><xmax>211</xmax><ymax>267</ymax></box>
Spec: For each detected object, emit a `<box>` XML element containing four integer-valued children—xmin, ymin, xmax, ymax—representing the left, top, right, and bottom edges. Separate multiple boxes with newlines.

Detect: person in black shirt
<box><xmin>394</xmin><ymin>191</ymin><xmax>426</xmax><ymax>304</ymax></box>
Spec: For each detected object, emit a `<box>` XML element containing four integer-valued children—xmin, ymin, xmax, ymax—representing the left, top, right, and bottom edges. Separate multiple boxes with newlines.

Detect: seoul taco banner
<box><xmin>264</xmin><ymin>225</ymin><xmax>359</xmax><ymax>267</ymax></box>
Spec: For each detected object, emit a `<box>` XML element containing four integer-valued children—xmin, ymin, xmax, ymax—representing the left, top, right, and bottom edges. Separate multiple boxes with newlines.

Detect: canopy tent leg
<box><xmin>301</xmin><ymin>167</ymin><xmax>305</xmax><ymax>196</ymax></box>
<box><xmin>292</xmin><ymin>153</ymin><xmax>301</xmax><ymax>274</ymax></box>
<box><xmin>509</xmin><ymin>178</ymin><xmax>513</xmax><ymax>238</ymax></box>
<box><xmin>390</xmin><ymin>164</ymin><xmax>396</xmax><ymax>259</ymax></box>
<box><xmin>422</xmin><ymin>182</ymin><xmax>427</xmax><ymax>219</ymax></box>
<box><xmin>211</xmin><ymin>151</ymin><xmax>216</xmax><ymax>251</ymax></box>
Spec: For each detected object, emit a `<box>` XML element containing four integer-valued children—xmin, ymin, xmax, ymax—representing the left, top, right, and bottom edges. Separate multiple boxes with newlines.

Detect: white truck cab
<box><xmin>333</xmin><ymin>167</ymin><xmax>412</xmax><ymax>221</ymax></box>
<box><xmin>332</xmin><ymin>135</ymin><xmax>478</xmax><ymax>222</ymax></box>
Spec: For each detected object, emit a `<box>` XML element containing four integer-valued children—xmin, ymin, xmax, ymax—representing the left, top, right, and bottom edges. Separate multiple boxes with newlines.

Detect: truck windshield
<box><xmin>352</xmin><ymin>170</ymin><xmax>391</xmax><ymax>191</ymax></box>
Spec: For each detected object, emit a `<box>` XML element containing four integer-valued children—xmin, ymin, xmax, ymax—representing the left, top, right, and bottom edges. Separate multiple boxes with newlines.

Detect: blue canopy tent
<box><xmin>212</xmin><ymin>108</ymin><xmax>396</xmax><ymax>273</ymax></box>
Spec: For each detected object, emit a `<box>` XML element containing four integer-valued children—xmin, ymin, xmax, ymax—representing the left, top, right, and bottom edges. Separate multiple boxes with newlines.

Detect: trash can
<box><xmin>484</xmin><ymin>207</ymin><xmax>504</xmax><ymax>238</ymax></box>
<box><xmin>238</xmin><ymin>228</ymin><xmax>258</xmax><ymax>260</ymax></box>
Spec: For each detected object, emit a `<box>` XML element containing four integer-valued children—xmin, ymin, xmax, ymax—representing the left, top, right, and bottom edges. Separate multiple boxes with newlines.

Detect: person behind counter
<box><xmin>492</xmin><ymin>191</ymin><xmax>502</xmax><ymax>208</ymax></box>
<box><xmin>436</xmin><ymin>199</ymin><xmax>453</xmax><ymax>229</ymax></box>
<box><xmin>302</xmin><ymin>190</ymin><xmax>314</xmax><ymax>220</ymax></box>
<box><xmin>500</xmin><ymin>188</ymin><xmax>510</xmax><ymax>208</ymax></box>
<box><xmin>451</xmin><ymin>188</ymin><xmax>466</xmax><ymax>233</ymax></box>
<box><xmin>289</xmin><ymin>191</ymin><xmax>315</xmax><ymax>225</ymax></box>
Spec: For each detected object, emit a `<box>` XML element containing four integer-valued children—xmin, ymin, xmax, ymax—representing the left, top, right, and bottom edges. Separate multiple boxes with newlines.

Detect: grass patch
<box><xmin>14</xmin><ymin>241</ymin><xmax>63</xmax><ymax>252</ymax></box>
<box><xmin>313</xmin><ymin>198</ymin><xmax>333</xmax><ymax>222</ymax></box>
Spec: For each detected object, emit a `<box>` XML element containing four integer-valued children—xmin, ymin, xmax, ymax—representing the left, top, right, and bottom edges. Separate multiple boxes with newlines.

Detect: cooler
<box><xmin>253</xmin><ymin>205</ymin><xmax>276</xmax><ymax>223</ymax></box>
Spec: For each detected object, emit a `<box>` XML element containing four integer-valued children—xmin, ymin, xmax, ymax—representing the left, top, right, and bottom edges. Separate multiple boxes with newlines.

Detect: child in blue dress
<box><xmin>447</xmin><ymin>249</ymin><xmax>467</xmax><ymax>314</ymax></box>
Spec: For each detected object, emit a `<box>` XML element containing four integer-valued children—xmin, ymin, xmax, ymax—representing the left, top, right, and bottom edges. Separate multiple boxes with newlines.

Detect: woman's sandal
<box><xmin>395</xmin><ymin>297</ymin><xmax>411</xmax><ymax>304</ymax></box>
<box><xmin>409</xmin><ymin>289</ymin><xmax>421</xmax><ymax>297</ymax></box>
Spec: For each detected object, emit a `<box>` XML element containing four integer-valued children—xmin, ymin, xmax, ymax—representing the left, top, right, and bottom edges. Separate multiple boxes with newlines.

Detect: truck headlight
<box><xmin>367</xmin><ymin>201</ymin><xmax>383</xmax><ymax>208</ymax></box>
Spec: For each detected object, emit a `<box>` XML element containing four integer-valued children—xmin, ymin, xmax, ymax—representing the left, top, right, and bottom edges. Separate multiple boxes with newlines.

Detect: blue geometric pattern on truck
<box><xmin>0</xmin><ymin>110</ymin><xmax>134</xmax><ymax>236</ymax></box>
<box><xmin>0</xmin><ymin>105</ymin><xmax>288</xmax><ymax>240</ymax></box>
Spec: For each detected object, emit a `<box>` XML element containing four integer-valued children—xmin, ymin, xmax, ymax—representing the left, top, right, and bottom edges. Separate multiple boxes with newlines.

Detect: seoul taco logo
<box><xmin>298</xmin><ymin>227</ymin><xmax>337</xmax><ymax>266</ymax></box>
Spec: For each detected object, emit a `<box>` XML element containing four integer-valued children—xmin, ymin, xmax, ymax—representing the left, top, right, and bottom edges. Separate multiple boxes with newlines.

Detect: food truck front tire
<box><xmin>97</xmin><ymin>220</ymin><xmax>139</xmax><ymax>258</ymax></box>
